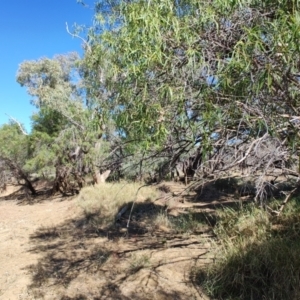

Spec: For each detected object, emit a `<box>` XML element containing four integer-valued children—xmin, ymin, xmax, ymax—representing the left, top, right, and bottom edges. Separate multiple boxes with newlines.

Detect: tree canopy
<box><xmin>5</xmin><ymin>0</ymin><xmax>300</xmax><ymax>201</ymax></box>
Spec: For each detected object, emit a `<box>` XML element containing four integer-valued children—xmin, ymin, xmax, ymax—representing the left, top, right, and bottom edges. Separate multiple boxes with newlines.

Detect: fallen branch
<box><xmin>275</xmin><ymin>187</ymin><xmax>299</xmax><ymax>216</ymax></box>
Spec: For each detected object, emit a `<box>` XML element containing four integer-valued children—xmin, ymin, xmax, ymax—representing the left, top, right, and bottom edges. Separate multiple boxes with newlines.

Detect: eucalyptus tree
<box><xmin>81</xmin><ymin>0</ymin><xmax>300</xmax><ymax>203</ymax></box>
<box><xmin>17</xmin><ymin>53</ymin><xmax>112</xmax><ymax>194</ymax></box>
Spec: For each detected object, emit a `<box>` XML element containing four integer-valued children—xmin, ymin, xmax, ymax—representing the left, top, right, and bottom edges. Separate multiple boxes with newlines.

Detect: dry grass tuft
<box><xmin>195</xmin><ymin>200</ymin><xmax>300</xmax><ymax>300</ymax></box>
<box><xmin>153</xmin><ymin>211</ymin><xmax>207</xmax><ymax>234</ymax></box>
<box><xmin>214</xmin><ymin>204</ymin><xmax>270</xmax><ymax>243</ymax></box>
<box><xmin>77</xmin><ymin>182</ymin><xmax>159</xmax><ymax>227</ymax></box>
<box><xmin>154</xmin><ymin>211</ymin><xmax>173</xmax><ymax>230</ymax></box>
<box><xmin>128</xmin><ymin>252</ymin><xmax>151</xmax><ymax>274</ymax></box>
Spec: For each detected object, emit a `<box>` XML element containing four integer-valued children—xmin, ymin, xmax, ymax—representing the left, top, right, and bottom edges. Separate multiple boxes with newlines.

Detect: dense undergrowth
<box><xmin>195</xmin><ymin>197</ymin><xmax>300</xmax><ymax>300</ymax></box>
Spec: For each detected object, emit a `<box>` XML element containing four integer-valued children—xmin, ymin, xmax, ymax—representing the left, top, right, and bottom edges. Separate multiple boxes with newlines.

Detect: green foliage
<box><xmin>15</xmin><ymin>0</ymin><xmax>300</xmax><ymax>189</ymax></box>
<box><xmin>22</xmin><ymin>107</ymin><xmax>68</xmax><ymax>177</ymax></box>
<box><xmin>84</xmin><ymin>0</ymin><xmax>300</xmax><ymax>143</ymax></box>
<box><xmin>16</xmin><ymin>52</ymin><xmax>113</xmax><ymax>187</ymax></box>
<box><xmin>17</xmin><ymin>53</ymin><xmax>88</xmax><ymax>128</ymax></box>
<box><xmin>25</xmin><ymin>131</ymin><xmax>56</xmax><ymax>177</ymax></box>
<box><xmin>0</xmin><ymin>123</ymin><xmax>37</xmax><ymax>193</ymax></box>
<box><xmin>31</xmin><ymin>108</ymin><xmax>67</xmax><ymax>137</ymax></box>
<box><xmin>0</xmin><ymin>123</ymin><xmax>29</xmax><ymax>164</ymax></box>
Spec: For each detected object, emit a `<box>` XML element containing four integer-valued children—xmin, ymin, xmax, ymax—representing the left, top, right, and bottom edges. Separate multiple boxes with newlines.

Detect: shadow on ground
<box><xmin>160</xmin><ymin>178</ymin><xmax>255</xmax><ymax>212</ymax></box>
<box><xmin>59</xmin><ymin>289</ymin><xmax>197</xmax><ymax>300</ymax></box>
<box><xmin>0</xmin><ymin>183</ymin><xmax>73</xmax><ymax>205</ymax></box>
<box><xmin>171</xmin><ymin>177</ymin><xmax>296</xmax><ymax>211</ymax></box>
<box><xmin>26</xmin><ymin>200</ymin><xmax>212</xmax><ymax>299</ymax></box>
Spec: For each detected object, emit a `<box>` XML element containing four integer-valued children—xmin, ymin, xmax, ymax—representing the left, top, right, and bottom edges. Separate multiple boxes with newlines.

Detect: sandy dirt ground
<box><xmin>0</xmin><ymin>187</ymin><xmax>79</xmax><ymax>299</ymax></box>
<box><xmin>0</xmin><ymin>185</ymin><xmax>212</xmax><ymax>300</ymax></box>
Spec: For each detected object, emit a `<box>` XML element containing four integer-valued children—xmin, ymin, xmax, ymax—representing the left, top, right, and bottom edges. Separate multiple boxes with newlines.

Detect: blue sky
<box><xmin>0</xmin><ymin>0</ymin><xmax>95</xmax><ymax>132</ymax></box>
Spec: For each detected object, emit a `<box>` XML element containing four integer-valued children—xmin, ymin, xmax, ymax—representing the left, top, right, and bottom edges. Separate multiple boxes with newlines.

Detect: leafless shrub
<box><xmin>190</xmin><ymin>132</ymin><xmax>296</xmax><ymax>207</ymax></box>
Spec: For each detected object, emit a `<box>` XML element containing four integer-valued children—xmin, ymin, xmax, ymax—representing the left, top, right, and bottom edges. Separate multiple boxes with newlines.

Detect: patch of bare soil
<box><xmin>0</xmin><ymin>183</ymin><xmax>214</xmax><ymax>300</ymax></box>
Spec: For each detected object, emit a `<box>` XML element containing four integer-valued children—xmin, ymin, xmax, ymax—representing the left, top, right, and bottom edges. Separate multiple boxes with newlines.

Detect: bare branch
<box><xmin>268</xmin><ymin>186</ymin><xmax>299</xmax><ymax>216</ymax></box>
<box><xmin>5</xmin><ymin>114</ymin><xmax>28</xmax><ymax>135</ymax></box>
<box><xmin>65</xmin><ymin>22</ymin><xmax>91</xmax><ymax>53</ymax></box>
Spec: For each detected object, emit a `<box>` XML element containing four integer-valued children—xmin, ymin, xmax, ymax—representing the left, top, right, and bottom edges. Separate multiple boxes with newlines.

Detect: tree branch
<box><xmin>65</xmin><ymin>22</ymin><xmax>91</xmax><ymax>53</ymax></box>
<box><xmin>5</xmin><ymin>114</ymin><xmax>28</xmax><ymax>135</ymax></box>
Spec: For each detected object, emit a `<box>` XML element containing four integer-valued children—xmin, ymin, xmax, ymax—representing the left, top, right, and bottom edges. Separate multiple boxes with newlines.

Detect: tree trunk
<box><xmin>93</xmin><ymin>167</ymin><xmax>111</xmax><ymax>184</ymax></box>
<box><xmin>23</xmin><ymin>174</ymin><xmax>37</xmax><ymax>195</ymax></box>
<box><xmin>4</xmin><ymin>159</ymin><xmax>37</xmax><ymax>195</ymax></box>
